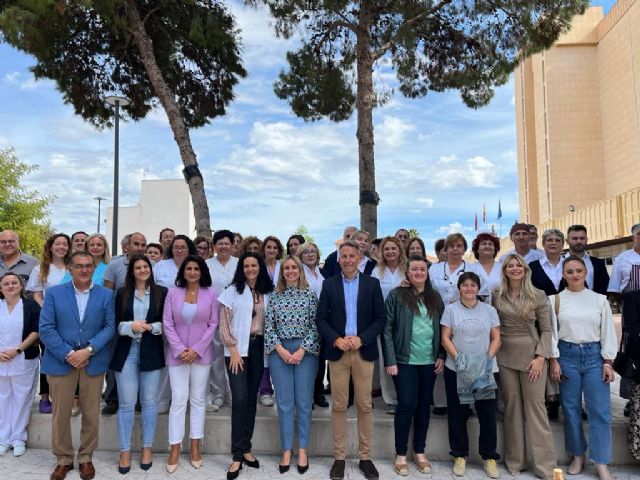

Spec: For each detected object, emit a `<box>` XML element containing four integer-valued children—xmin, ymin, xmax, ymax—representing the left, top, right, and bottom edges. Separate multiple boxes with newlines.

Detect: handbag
<box><xmin>613</xmin><ymin>330</ymin><xmax>636</xmax><ymax>379</ymax></box>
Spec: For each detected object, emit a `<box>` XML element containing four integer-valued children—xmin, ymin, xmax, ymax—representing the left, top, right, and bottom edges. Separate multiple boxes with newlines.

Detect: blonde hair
<box><xmin>85</xmin><ymin>233</ymin><xmax>111</xmax><ymax>264</ymax></box>
<box><xmin>494</xmin><ymin>253</ymin><xmax>538</xmax><ymax>316</ymax></box>
<box><xmin>275</xmin><ymin>255</ymin><xmax>309</xmax><ymax>292</ymax></box>
<box><xmin>295</xmin><ymin>241</ymin><xmax>321</xmax><ymax>266</ymax></box>
<box><xmin>376</xmin><ymin>236</ymin><xmax>407</xmax><ymax>277</ymax></box>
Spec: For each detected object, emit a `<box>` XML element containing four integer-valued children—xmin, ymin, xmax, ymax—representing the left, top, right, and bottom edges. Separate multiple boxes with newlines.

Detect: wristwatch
<box><xmin>16</xmin><ymin>347</ymin><xmax>23</xmax><ymax>354</ymax></box>
<box><xmin>86</xmin><ymin>345</ymin><xmax>95</xmax><ymax>356</ymax></box>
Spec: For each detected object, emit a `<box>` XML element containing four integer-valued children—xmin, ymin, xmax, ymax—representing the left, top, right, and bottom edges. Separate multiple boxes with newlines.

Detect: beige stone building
<box><xmin>509</xmin><ymin>0</ymin><xmax>640</xmax><ymax>259</ymax></box>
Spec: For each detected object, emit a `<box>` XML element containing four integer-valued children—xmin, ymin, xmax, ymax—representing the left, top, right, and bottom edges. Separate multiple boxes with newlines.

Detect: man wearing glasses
<box><xmin>40</xmin><ymin>251</ymin><xmax>115</xmax><ymax>480</ymax></box>
<box><xmin>0</xmin><ymin>230</ymin><xmax>38</xmax><ymax>282</ymax></box>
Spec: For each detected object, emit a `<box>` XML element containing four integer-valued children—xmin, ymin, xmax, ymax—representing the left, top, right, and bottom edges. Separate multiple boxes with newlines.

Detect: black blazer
<box><xmin>590</xmin><ymin>256</ymin><xmax>610</xmax><ymax>296</ymax></box>
<box><xmin>321</xmin><ymin>251</ymin><xmax>340</xmax><ymax>278</ymax></box>
<box><xmin>315</xmin><ymin>273</ymin><xmax>385</xmax><ymax>362</ymax></box>
<box><xmin>362</xmin><ymin>257</ymin><xmax>377</xmax><ymax>276</ymax></box>
<box><xmin>529</xmin><ymin>260</ymin><xmax>563</xmax><ymax>296</ymax></box>
<box><xmin>15</xmin><ymin>298</ymin><xmax>40</xmax><ymax>360</ymax></box>
<box><xmin>110</xmin><ymin>286</ymin><xmax>168</xmax><ymax>372</ymax></box>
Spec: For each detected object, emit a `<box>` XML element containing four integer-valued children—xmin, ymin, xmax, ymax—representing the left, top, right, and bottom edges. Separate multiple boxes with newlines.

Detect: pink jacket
<box><xmin>162</xmin><ymin>286</ymin><xmax>219</xmax><ymax>366</ymax></box>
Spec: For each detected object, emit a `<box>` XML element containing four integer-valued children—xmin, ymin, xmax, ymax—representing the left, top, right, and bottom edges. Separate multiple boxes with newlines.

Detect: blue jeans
<box><xmin>114</xmin><ymin>342</ymin><xmax>161</xmax><ymax>452</ymax></box>
<box><xmin>392</xmin><ymin>363</ymin><xmax>436</xmax><ymax>455</ymax></box>
<box><xmin>558</xmin><ymin>340</ymin><xmax>611</xmax><ymax>464</ymax></box>
<box><xmin>268</xmin><ymin>338</ymin><xmax>319</xmax><ymax>450</ymax></box>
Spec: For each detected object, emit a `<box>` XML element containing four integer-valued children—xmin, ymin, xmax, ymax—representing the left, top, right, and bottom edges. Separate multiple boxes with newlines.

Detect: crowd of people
<box><xmin>0</xmin><ymin>221</ymin><xmax>639</xmax><ymax>480</ymax></box>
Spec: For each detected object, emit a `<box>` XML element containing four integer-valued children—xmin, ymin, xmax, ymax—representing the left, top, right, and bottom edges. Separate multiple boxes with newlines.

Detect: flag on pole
<box><xmin>497</xmin><ymin>200</ymin><xmax>503</xmax><ymax>220</ymax></box>
<box><xmin>474</xmin><ymin>212</ymin><xmax>478</xmax><ymax>231</ymax></box>
<box><xmin>482</xmin><ymin>203</ymin><xmax>487</xmax><ymax>224</ymax></box>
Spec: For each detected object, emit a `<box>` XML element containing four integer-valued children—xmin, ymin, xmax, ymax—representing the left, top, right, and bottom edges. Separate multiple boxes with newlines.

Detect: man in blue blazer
<box><xmin>40</xmin><ymin>251</ymin><xmax>115</xmax><ymax>480</ymax></box>
<box><xmin>315</xmin><ymin>241</ymin><xmax>385</xmax><ymax>480</ymax></box>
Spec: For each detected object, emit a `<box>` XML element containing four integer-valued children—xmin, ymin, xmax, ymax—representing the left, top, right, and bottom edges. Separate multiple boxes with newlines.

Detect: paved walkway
<box><xmin>1</xmin><ymin>450</ymin><xmax>639</xmax><ymax>480</ymax></box>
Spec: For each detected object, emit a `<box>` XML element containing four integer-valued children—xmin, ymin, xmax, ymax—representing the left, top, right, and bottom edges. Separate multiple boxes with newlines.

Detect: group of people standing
<box><xmin>0</xmin><ymin>220</ymin><xmax>638</xmax><ymax>480</ymax></box>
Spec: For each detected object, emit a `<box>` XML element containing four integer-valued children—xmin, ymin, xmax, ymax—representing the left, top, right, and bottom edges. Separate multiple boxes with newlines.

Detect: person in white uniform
<box><xmin>0</xmin><ymin>272</ymin><xmax>41</xmax><ymax>457</ymax></box>
<box><xmin>372</xmin><ymin>236</ymin><xmax>407</xmax><ymax>414</ymax></box>
<box><xmin>469</xmin><ymin>233</ymin><xmax>502</xmax><ymax>304</ymax></box>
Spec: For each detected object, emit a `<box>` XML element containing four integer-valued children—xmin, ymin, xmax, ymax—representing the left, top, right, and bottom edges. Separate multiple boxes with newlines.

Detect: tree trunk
<box><xmin>356</xmin><ymin>1</ymin><xmax>378</xmax><ymax>237</ymax></box>
<box><xmin>125</xmin><ymin>0</ymin><xmax>212</xmax><ymax>238</ymax></box>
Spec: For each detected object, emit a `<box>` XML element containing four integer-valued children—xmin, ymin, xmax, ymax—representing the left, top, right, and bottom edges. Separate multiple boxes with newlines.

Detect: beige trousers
<box><xmin>329</xmin><ymin>350</ymin><xmax>375</xmax><ymax>460</ymax></box>
<box><xmin>500</xmin><ymin>363</ymin><xmax>557</xmax><ymax>477</ymax></box>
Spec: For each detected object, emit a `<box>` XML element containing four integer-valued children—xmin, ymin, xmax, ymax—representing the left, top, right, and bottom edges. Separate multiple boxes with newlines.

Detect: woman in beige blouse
<box><xmin>492</xmin><ymin>253</ymin><xmax>556</xmax><ymax>478</ymax></box>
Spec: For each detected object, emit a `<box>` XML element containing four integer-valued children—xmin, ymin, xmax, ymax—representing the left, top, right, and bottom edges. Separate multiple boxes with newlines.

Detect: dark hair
<box><xmin>121</xmin><ymin>254</ymin><xmax>164</xmax><ymax>315</ymax></box>
<box><xmin>176</xmin><ymin>255</ymin><xmax>212</xmax><ymax>288</ymax></box>
<box><xmin>406</xmin><ymin>237</ymin><xmax>426</xmax><ymax>258</ymax></box>
<box><xmin>67</xmin><ymin>250</ymin><xmax>94</xmax><ymax>266</ymax></box>
<box><xmin>0</xmin><ymin>272</ymin><xmax>26</xmax><ymax>300</ymax></box>
<box><xmin>159</xmin><ymin>228</ymin><xmax>175</xmax><ymax>241</ymax></box>
<box><xmin>146</xmin><ymin>242</ymin><xmax>163</xmax><ymax>253</ymax></box>
<box><xmin>434</xmin><ymin>238</ymin><xmax>445</xmax><ymax>253</ymax></box>
<box><xmin>166</xmin><ymin>235</ymin><xmax>197</xmax><ymax>259</ymax></box>
<box><xmin>567</xmin><ymin>224</ymin><xmax>587</xmax><ymax>235</ymax></box>
<box><xmin>193</xmin><ymin>235</ymin><xmax>211</xmax><ymax>246</ymax></box>
<box><xmin>262</xmin><ymin>235</ymin><xmax>284</xmax><ymax>260</ymax></box>
<box><xmin>397</xmin><ymin>256</ymin><xmax>444</xmax><ymax>318</ymax></box>
<box><xmin>371</xmin><ymin>238</ymin><xmax>382</xmax><ymax>247</ymax></box>
<box><xmin>213</xmin><ymin>229</ymin><xmax>235</xmax><ymax>245</ymax></box>
<box><xmin>39</xmin><ymin>233</ymin><xmax>73</xmax><ymax>283</ymax></box>
<box><xmin>563</xmin><ymin>254</ymin><xmax>587</xmax><ymax>271</ymax></box>
<box><xmin>231</xmin><ymin>252</ymin><xmax>274</xmax><ymax>295</ymax></box>
<box><xmin>286</xmin><ymin>234</ymin><xmax>306</xmax><ymax>255</ymax></box>
<box><xmin>510</xmin><ymin>223</ymin><xmax>531</xmax><ymax>235</ymax></box>
<box><xmin>471</xmin><ymin>233</ymin><xmax>501</xmax><ymax>260</ymax></box>
<box><xmin>71</xmin><ymin>231</ymin><xmax>88</xmax><ymax>241</ymax></box>
<box><xmin>457</xmin><ymin>271</ymin><xmax>481</xmax><ymax>289</ymax></box>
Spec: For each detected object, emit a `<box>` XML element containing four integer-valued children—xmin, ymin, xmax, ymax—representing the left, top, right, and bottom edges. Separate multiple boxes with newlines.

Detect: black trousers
<box><xmin>226</xmin><ymin>335</ymin><xmax>264</xmax><ymax>461</ymax></box>
<box><xmin>443</xmin><ymin>367</ymin><xmax>499</xmax><ymax>460</ymax></box>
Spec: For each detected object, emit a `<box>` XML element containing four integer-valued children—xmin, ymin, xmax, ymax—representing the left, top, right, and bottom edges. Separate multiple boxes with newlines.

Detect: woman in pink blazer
<box><xmin>162</xmin><ymin>255</ymin><xmax>219</xmax><ymax>474</ymax></box>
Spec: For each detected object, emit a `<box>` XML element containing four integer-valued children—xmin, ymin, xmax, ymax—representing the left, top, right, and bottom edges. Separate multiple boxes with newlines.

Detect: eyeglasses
<box><xmin>301</xmin><ymin>250</ymin><xmax>317</xmax><ymax>255</ymax></box>
<box><xmin>72</xmin><ymin>264</ymin><xmax>94</xmax><ymax>270</ymax></box>
<box><xmin>173</xmin><ymin>246</ymin><xmax>188</xmax><ymax>251</ymax></box>
<box><xmin>0</xmin><ymin>240</ymin><xmax>17</xmax><ymax>245</ymax></box>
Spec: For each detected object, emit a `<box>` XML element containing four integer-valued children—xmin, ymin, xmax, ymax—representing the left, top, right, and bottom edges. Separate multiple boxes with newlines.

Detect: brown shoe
<box><xmin>78</xmin><ymin>461</ymin><xmax>96</xmax><ymax>480</ymax></box>
<box><xmin>50</xmin><ymin>464</ymin><xmax>73</xmax><ymax>480</ymax></box>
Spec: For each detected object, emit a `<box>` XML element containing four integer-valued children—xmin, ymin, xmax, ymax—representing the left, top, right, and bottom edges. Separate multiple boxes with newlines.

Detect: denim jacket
<box><xmin>455</xmin><ymin>352</ymin><xmax>496</xmax><ymax>404</ymax></box>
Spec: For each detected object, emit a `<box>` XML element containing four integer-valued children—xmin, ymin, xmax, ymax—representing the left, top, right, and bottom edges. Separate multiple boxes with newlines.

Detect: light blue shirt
<box><xmin>72</xmin><ymin>281</ymin><xmax>94</xmax><ymax>324</ymax></box>
<box><xmin>117</xmin><ymin>289</ymin><xmax>162</xmax><ymax>338</ymax></box>
<box><xmin>342</xmin><ymin>272</ymin><xmax>359</xmax><ymax>336</ymax></box>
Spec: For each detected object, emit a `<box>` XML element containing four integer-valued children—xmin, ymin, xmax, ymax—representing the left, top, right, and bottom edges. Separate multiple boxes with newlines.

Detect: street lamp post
<box><xmin>94</xmin><ymin>196</ymin><xmax>106</xmax><ymax>233</ymax></box>
<box><xmin>105</xmin><ymin>95</ymin><xmax>130</xmax><ymax>256</ymax></box>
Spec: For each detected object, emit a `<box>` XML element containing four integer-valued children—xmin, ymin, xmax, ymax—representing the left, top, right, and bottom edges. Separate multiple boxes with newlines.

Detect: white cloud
<box><xmin>3</xmin><ymin>71</ymin><xmax>20</xmax><ymax>85</ymax></box>
<box><xmin>429</xmin><ymin>155</ymin><xmax>499</xmax><ymax>189</ymax></box>
<box><xmin>416</xmin><ymin>197</ymin><xmax>435</xmax><ymax>208</ymax></box>
<box><xmin>437</xmin><ymin>222</ymin><xmax>465</xmax><ymax>234</ymax></box>
<box><xmin>376</xmin><ymin>116</ymin><xmax>415</xmax><ymax>149</ymax></box>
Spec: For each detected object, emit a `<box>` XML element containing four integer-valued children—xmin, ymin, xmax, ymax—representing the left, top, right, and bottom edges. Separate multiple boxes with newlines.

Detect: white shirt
<box><xmin>73</xmin><ymin>281</ymin><xmax>94</xmax><ymax>323</ymax></box>
<box><xmin>0</xmin><ymin>299</ymin><xmax>37</xmax><ymax>376</ymax></box>
<box><xmin>499</xmin><ymin>248</ymin><xmax>544</xmax><ymax>264</ymax></box>
<box><xmin>26</xmin><ymin>264</ymin><xmax>67</xmax><ymax>295</ymax></box>
<box><xmin>303</xmin><ymin>264</ymin><xmax>324</xmax><ymax>299</ymax></box>
<box><xmin>207</xmin><ymin>256</ymin><xmax>239</xmax><ymax>294</ymax></box>
<box><xmin>153</xmin><ymin>259</ymin><xmax>180</xmax><ymax>288</ymax></box>
<box><xmin>539</xmin><ymin>256</ymin><xmax>564</xmax><ymax>291</ymax></box>
<box><xmin>549</xmin><ymin>289</ymin><xmax>617</xmax><ymax>360</ymax></box>
<box><xmin>218</xmin><ymin>286</ymin><xmax>270</xmax><ymax>357</ymax></box>
<box><xmin>468</xmin><ymin>261</ymin><xmax>502</xmax><ymax>302</ymax></box>
<box><xmin>371</xmin><ymin>265</ymin><xmax>404</xmax><ymax>300</ymax></box>
<box><xmin>608</xmin><ymin>249</ymin><xmax>640</xmax><ymax>293</ymax></box>
<box><xmin>430</xmin><ymin>261</ymin><xmax>467</xmax><ymax>305</ymax></box>
<box><xmin>564</xmin><ymin>252</ymin><xmax>595</xmax><ymax>290</ymax></box>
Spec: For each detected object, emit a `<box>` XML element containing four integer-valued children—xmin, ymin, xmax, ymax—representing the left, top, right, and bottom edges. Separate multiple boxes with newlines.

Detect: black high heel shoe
<box><xmin>297</xmin><ymin>462</ymin><xmax>309</xmax><ymax>474</ymax></box>
<box><xmin>279</xmin><ymin>451</ymin><xmax>291</xmax><ymax>474</ymax></box>
<box><xmin>118</xmin><ymin>452</ymin><xmax>131</xmax><ymax>475</ymax></box>
<box><xmin>243</xmin><ymin>455</ymin><xmax>259</xmax><ymax>469</ymax></box>
<box><xmin>227</xmin><ymin>462</ymin><xmax>242</xmax><ymax>480</ymax></box>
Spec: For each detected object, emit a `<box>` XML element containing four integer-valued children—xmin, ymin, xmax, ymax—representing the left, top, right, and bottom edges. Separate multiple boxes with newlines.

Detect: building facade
<box><xmin>511</xmin><ymin>0</ymin><xmax>640</xmax><ymax>259</ymax></box>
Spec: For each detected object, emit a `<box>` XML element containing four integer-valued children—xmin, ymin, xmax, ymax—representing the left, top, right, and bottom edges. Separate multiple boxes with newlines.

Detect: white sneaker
<box><xmin>13</xmin><ymin>443</ymin><xmax>26</xmax><ymax>457</ymax></box>
<box><xmin>206</xmin><ymin>402</ymin><xmax>220</xmax><ymax>412</ymax></box>
<box><xmin>0</xmin><ymin>444</ymin><xmax>10</xmax><ymax>455</ymax></box>
<box><xmin>260</xmin><ymin>394</ymin><xmax>274</xmax><ymax>406</ymax></box>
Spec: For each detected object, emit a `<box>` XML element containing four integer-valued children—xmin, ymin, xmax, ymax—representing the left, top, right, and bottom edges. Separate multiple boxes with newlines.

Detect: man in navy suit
<box><xmin>40</xmin><ymin>251</ymin><xmax>115</xmax><ymax>480</ymax></box>
<box><xmin>315</xmin><ymin>241</ymin><xmax>385</xmax><ymax>480</ymax></box>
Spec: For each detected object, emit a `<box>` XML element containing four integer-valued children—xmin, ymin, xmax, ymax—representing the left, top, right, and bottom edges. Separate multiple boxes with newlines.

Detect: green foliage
<box><xmin>260</xmin><ymin>0</ymin><xmax>589</xmax><ymax>115</ymax></box>
<box><xmin>293</xmin><ymin>224</ymin><xmax>316</xmax><ymax>244</ymax></box>
<box><xmin>407</xmin><ymin>228</ymin><xmax>419</xmax><ymax>239</ymax></box>
<box><xmin>0</xmin><ymin>0</ymin><xmax>246</xmax><ymax>128</ymax></box>
<box><xmin>0</xmin><ymin>148</ymin><xmax>53</xmax><ymax>256</ymax></box>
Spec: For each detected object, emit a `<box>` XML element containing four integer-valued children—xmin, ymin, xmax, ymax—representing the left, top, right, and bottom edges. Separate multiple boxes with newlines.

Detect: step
<box><xmin>26</xmin><ymin>397</ymin><xmax>640</xmax><ymax>465</ymax></box>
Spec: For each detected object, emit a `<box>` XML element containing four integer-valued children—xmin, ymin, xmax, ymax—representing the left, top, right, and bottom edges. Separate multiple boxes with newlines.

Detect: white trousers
<box><xmin>0</xmin><ymin>369</ymin><xmax>38</xmax><ymax>445</ymax></box>
<box><xmin>168</xmin><ymin>363</ymin><xmax>211</xmax><ymax>445</ymax></box>
<box><xmin>377</xmin><ymin>337</ymin><xmax>397</xmax><ymax>405</ymax></box>
<box><xmin>207</xmin><ymin>330</ymin><xmax>230</xmax><ymax>403</ymax></box>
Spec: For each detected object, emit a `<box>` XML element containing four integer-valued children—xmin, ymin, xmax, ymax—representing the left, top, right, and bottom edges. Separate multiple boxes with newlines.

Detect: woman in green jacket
<box><xmin>383</xmin><ymin>256</ymin><xmax>445</xmax><ymax>476</ymax></box>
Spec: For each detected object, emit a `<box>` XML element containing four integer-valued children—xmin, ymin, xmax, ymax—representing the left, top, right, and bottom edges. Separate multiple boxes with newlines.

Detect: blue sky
<box><xmin>0</xmin><ymin>1</ymin><xmax>617</xmax><ymax>255</ymax></box>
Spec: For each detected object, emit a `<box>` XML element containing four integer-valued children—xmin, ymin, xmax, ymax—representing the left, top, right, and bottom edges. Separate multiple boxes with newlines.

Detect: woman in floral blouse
<box><xmin>265</xmin><ymin>255</ymin><xmax>320</xmax><ymax>475</ymax></box>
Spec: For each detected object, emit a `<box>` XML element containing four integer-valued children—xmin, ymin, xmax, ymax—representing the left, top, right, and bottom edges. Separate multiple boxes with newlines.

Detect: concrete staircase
<box><xmin>26</xmin><ymin>397</ymin><xmax>640</xmax><ymax>465</ymax></box>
